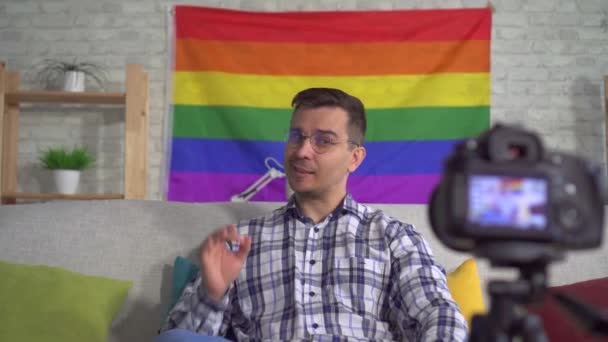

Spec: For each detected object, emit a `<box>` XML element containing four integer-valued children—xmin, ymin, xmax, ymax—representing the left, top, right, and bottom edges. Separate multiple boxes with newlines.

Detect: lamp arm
<box><xmin>230</xmin><ymin>166</ymin><xmax>285</xmax><ymax>202</ymax></box>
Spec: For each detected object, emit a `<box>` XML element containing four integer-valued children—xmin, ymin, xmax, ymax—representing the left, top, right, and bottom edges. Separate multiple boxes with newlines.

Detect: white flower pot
<box><xmin>63</xmin><ymin>71</ymin><xmax>85</xmax><ymax>92</ymax></box>
<box><xmin>53</xmin><ymin>170</ymin><xmax>80</xmax><ymax>194</ymax></box>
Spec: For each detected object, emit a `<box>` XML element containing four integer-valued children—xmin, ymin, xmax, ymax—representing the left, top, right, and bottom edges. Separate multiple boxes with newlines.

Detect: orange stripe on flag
<box><xmin>175</xmin><ymin>39</ymin><xmax>490</xmax><ymax>75</ymax></box>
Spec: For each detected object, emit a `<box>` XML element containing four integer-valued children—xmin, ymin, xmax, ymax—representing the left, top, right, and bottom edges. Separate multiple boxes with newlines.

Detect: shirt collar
<box><xmin>283</xmin><ymin>193</ymin><xmax>363</xmax><ymax>221</ymax></box>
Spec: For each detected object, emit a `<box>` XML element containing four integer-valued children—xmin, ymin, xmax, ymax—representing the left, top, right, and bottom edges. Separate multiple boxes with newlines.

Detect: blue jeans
<box><xmin>155</xmin><ymin>329</ymin><xmax>232</xmax><ymax>342</ymax></box>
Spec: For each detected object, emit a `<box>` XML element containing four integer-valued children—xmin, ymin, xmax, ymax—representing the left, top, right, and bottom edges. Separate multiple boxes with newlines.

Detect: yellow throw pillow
<box><xmin>447</xmin><ymin>258</ymin><xmax>485</xmax><ymax>327</ymax></box>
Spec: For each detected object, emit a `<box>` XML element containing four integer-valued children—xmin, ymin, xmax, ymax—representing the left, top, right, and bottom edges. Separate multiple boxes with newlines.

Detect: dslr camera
<box><xmin>429</xmin><ymin>123</ymin><xmax>604</xmax><ymax>262</ymax></box>
<box><xmin>429</xmin><ymin>123</ymin><xmax>606</xmax><ymax>341</ymax></box>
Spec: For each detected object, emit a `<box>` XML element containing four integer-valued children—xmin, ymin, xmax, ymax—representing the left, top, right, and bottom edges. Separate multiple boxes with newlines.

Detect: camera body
<box><xmin>429</xmin><ymin>124</ymin><xmax>604</xmax><ymax>255</ymax></box>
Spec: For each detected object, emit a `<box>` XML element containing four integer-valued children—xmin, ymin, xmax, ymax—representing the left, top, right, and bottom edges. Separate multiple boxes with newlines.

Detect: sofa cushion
<box><xmin>526</xmin><ymin>276</ymin><xmax>608</xmax><ymax>341</ymax></box>
<box><xmin>0</xmin><ymin>259</ymin><xmax>132</xmax><ymax>342</ymax></box>
<box><xmin>447</xmin><ymin>258</ymin><xmax>486</xmax><ymax>328</ymax></box>
<box><xmin>169</xmin><ymin>256</ymin><xmax>200</xmax><ymax>313</ymax></box>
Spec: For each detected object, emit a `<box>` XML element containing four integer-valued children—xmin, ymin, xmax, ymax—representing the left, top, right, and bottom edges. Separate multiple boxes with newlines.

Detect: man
<box><xmin>160</xmin><ymin>88</ymin><xmax>468</xmax><ymax>341</ymax></box>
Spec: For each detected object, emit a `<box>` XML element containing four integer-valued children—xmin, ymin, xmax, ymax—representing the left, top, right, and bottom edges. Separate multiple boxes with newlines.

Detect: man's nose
<box><xmin>294</xmin><ymin>137</ymin><xmax>315</xmax><ymax>157</ymax></box>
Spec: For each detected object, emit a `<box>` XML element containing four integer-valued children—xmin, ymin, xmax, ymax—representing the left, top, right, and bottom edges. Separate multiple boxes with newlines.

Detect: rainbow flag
<box><xmin>167</xmin><ymin>6</ymin><xmax>491</xmax><ymax>203</ymax></box>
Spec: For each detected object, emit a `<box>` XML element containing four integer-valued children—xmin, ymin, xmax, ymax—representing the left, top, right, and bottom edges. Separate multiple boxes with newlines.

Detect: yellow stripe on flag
<box><xmin>173</xmin><ymin>71</ymin><xmax>490</xmax><ymax>109</ymax></box>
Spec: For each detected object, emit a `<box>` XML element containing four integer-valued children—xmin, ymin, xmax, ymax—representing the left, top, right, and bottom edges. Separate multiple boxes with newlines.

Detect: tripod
<box><xmin>469</xmin><ymin>242</ymin><xmax>608</xmax><ymax>342</ymax></box>
<box><xmin>468</xmin><ymin>263</ymin><xmax>549</xmax><ymax>342</ymax></box>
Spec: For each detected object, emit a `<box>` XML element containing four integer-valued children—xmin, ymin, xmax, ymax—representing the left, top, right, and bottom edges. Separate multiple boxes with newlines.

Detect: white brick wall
<box><xmin>0</xmin><ymin>0</ymin><xmax>607</xmax><ymax>200</ymax></box>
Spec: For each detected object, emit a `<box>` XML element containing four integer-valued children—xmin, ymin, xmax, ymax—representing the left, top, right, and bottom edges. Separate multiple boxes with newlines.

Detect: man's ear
<box><xmin>348</xmin><ymin>146</ymin><xmax>366</xmax><ymax>173</ymax></box>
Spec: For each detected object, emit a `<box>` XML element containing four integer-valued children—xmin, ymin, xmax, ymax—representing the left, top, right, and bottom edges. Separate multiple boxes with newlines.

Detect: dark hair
<box><xmin>291</xmin><ymin>87</ymin><xmax>366</xmax><ymax>145</ymax></box>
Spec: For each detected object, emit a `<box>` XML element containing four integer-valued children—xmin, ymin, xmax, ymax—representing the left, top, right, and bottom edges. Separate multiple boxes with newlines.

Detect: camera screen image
<box><xmin>468</xmin><ymin>175</ymin><xmax>548</xmax><ymax>230</ymax></box>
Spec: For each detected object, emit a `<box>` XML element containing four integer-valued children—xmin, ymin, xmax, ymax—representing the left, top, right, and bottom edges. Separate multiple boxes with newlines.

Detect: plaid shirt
<box><xmin>162</xmin><ymin>194</ymin><xmax>468</xmax><ymax>341</ymax></box>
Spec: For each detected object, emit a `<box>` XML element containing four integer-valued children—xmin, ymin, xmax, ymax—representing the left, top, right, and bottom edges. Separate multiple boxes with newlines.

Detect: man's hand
<box><xmin>200</xmin><ymin>224</ymin><xmax>252</xmax><ymax>301</ymax></box>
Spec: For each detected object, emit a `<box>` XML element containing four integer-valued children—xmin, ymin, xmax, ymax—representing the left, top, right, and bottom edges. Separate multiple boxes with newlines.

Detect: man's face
<box><xmin>284</xmin><ymin>106</ymin><xmax>365</xmax><ymax>199</ymax></box>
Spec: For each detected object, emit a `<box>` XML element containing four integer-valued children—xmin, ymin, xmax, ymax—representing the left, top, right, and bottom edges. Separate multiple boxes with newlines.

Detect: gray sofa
<box><xmin>0</xmin><ymin>199</ymin><xmax>607</xmax><ymax>341</ymax></box>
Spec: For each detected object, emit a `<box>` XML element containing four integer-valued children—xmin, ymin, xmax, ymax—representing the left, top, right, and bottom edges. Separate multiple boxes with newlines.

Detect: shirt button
<box><xmin>309</xmin><ymin>260</ymin><xmax>316</xmax><ymax>265</ymax></box>
<box><xmin>313</xmin><ymin>227</ymin><xmax>319</xmax><ymax>233</ymax></box>
<box><xmin>312</xmin><ymin>323</ymin><xmax>319</xmax><ymax>329</ymax></box>
<box><xmin>309</xmin><ymin>291</ymin><xmax>315</xmax><ymax>297</ymax></box>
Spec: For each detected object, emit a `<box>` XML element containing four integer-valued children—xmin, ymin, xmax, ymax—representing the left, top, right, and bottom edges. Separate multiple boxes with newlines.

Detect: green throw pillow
<box><xmin>169</xmin><ymin>256</ymin><xmax>200</xmax><ymax>313</ymax></box>
<box><xmin>0</xmin><ymin>259</ymin><xmax>132</xmax><ymax>342</ymax></box>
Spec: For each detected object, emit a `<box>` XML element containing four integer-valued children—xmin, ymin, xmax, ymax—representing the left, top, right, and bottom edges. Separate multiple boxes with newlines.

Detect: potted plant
<box><xmin>39</xmin><ymin>146</ymin><xmax>95</xmax><ymax>194</ymax></box>
<box><xmin>34</xmin><ymin>58</ymin><xmax>108</xmax><ymax>92</ymax></box>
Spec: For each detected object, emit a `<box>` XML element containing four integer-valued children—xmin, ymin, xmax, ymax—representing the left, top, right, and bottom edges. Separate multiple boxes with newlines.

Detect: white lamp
<box><xmin>230</xmin><ymin>157</ymin><xmax>287</xmax><ymax>202</ymax></box>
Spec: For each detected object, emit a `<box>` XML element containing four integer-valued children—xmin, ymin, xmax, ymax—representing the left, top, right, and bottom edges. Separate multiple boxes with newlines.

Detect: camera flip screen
<box><xmin>468</xmin><ymin>175</ymin><xmax>548</xmax><ymax>230</ymax></box>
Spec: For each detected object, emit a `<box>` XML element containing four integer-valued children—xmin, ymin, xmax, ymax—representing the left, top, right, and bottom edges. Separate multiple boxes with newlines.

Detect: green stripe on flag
<box><xmin>173</xmin><ymin>105</ymin><xmax>490</xmax><ymax>141</ymax></box>
<box><xmin>367</xmin><ymin>106</ymin><xmax>490</xmax><ymax>141</ymax></box>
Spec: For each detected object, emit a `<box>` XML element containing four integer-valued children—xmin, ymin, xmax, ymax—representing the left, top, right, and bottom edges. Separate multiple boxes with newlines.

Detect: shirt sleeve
<box><xmin>386</xmin><ymin>221</ymin><xmax>469</xmax><ymax>342</ymax></box>
<box><xmin>160</xmin><ymin>272</ymin><xmax>233</xmax><ymax>335</ymax></box>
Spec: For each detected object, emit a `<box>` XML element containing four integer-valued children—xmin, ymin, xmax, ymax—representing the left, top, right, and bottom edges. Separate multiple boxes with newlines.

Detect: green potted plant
<box><xmin>34</xmin><ymin>58</ymin><xmax>108</xmax><ymax>92</ymax></box>
<box><xmin>39</xmin><ymin>146</ymin><xmax>95</xmax><ymax>194</ymax></box>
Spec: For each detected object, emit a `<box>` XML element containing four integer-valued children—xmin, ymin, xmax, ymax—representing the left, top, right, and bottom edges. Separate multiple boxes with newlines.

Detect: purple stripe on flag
<box><xmin>168</xmin><ymin>172</ymin><xmax>440</xmax><ymax>203</ymax></box>
<box><xmin>168</xmin><ymin>172</ymin><xmax>287</xmax><ymax>202</ymax></box>
<box><xmin>347</xmin><ymin>174</ymin><xmax>440</xmax><ymax>204</ymax></box>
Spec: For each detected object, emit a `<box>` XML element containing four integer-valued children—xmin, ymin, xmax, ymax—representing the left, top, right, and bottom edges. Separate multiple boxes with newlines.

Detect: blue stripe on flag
<box><xmin>170</xmin><ymin>138</ymin><xmax>460</xmax><ymax>175</ymax></box>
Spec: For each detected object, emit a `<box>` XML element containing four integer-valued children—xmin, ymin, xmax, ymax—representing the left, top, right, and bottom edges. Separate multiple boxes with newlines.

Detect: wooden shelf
<box><xmin>2</xmin><ymin>192</ymin><xmax>125</xmax><ymax>200</ymax></box>
<box><xmin>0</xmin><ymin>62</ymin><xmax>149</xmax><ymax>204</ymax></box>
<box><xmin>5</xmin><ymin>90</ymin><xmax>126</xmax><ymax>105</ymax></box>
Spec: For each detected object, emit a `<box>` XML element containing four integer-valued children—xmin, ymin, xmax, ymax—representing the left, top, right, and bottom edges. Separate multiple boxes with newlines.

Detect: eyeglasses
<box><xmin>286</xmin><ymin>129</ymin><xmax>359</xmax><ymax>154</ymax></box>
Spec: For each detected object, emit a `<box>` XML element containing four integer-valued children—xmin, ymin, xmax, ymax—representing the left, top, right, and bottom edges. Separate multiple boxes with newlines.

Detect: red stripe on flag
<box><xmin>175</xmin><ymin>6</ymin><xmax>491</xmax><ymax>43</ymax></box>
